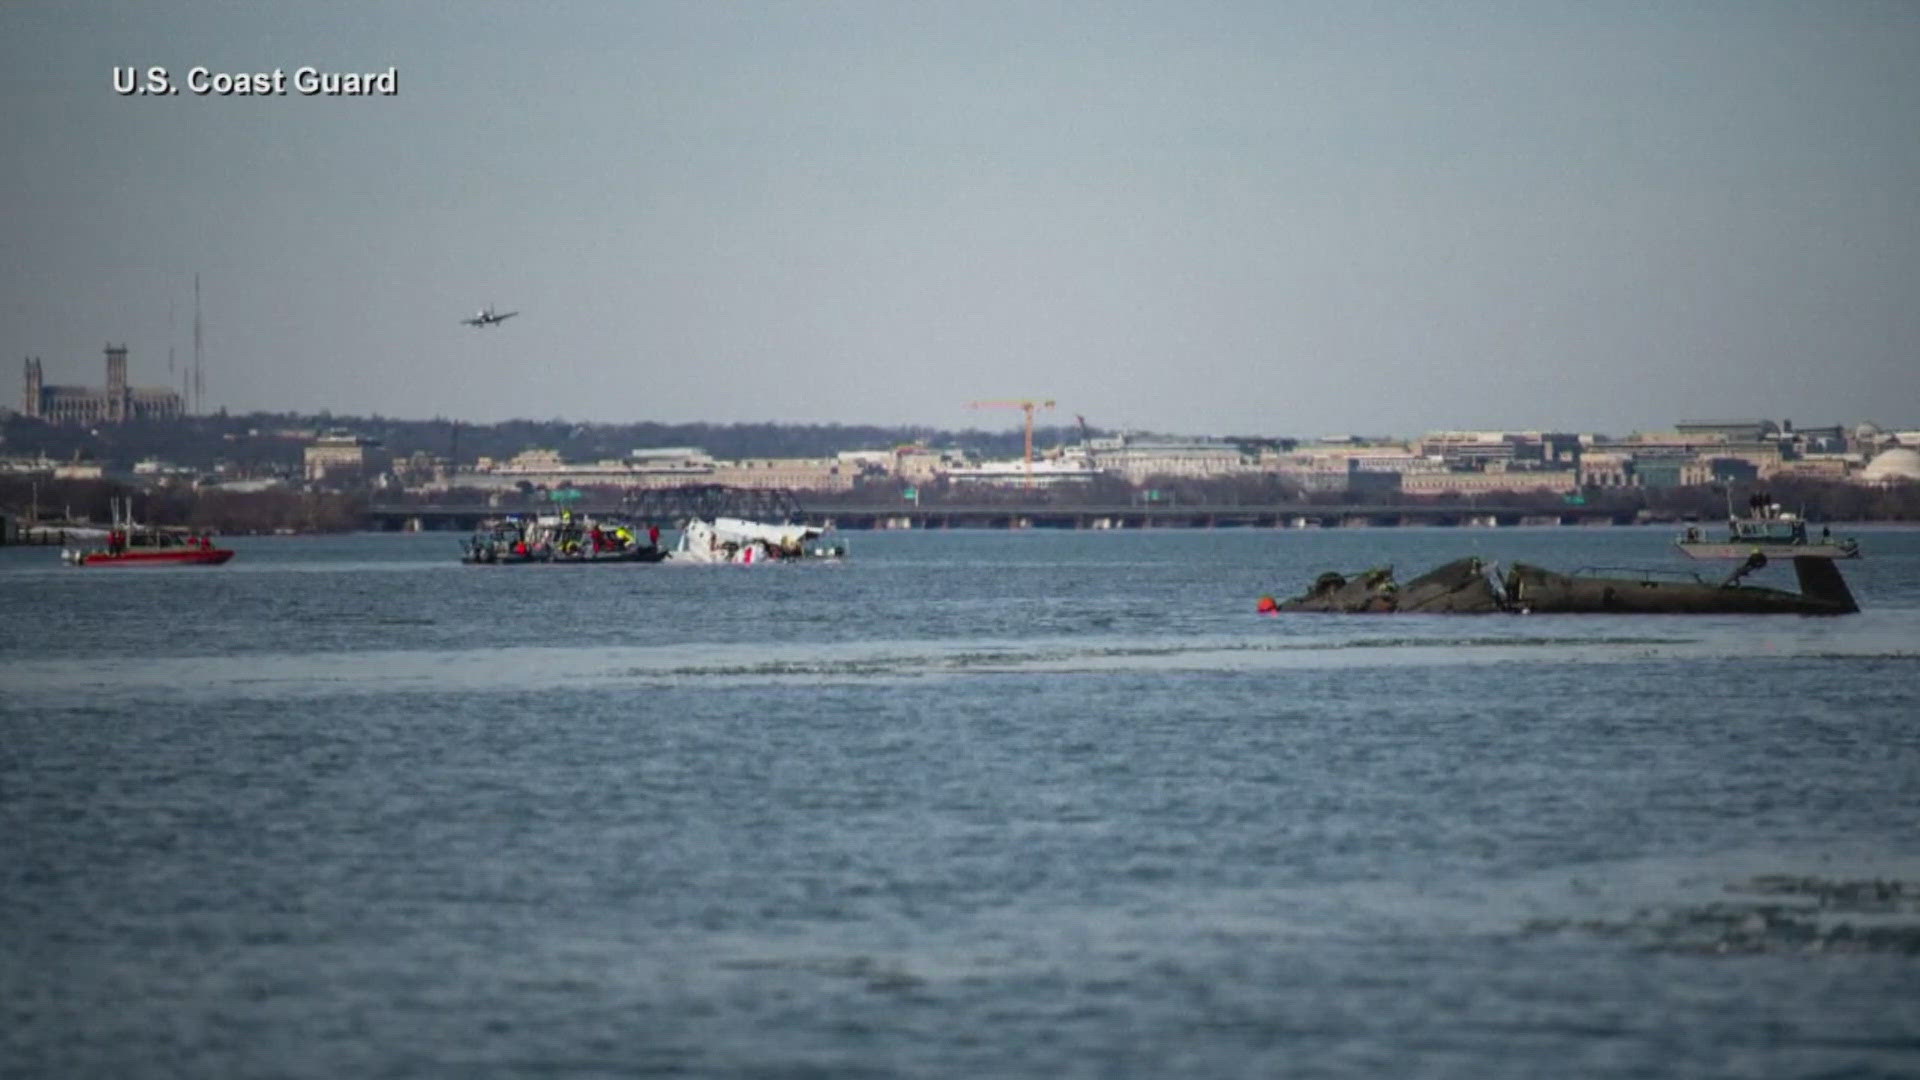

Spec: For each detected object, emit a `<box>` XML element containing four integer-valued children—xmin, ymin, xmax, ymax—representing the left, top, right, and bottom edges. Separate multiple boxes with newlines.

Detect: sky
<box><xmin>3</xmin><ymin>1</ymin><xmax>1917</xmax><ymax>440</ymax></box>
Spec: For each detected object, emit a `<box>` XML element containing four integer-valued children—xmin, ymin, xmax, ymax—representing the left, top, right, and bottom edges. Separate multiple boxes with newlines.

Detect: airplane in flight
<box><xmin>461</xmin><ymin>306</ymin><xmax>519</xmax><ymax>327</ymax></box>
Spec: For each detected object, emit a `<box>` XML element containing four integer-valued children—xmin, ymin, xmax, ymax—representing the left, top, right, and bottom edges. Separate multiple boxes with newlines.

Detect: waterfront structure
<box><xmin>392</xmin><ymin>452</ymin><xmax>452</xmax><ymax>486</ymax></box>
<box><xmin>1417</xmin><ymin>431</ymin><xmax>1583</xmax><ymax>470</ymax></box>
<box><xmin>1771</xmin><ymin>456</ymin><xmax>1858</xmax><ymax>482</ymax></box>
<box><xmin>707</xmin><ymin>457</ymin><xmax>862</xmax><ymax>493</ymax></box>
<box><xmin>892</xmin><ymin>446</ymin><xmax>970</xmax><ymax>483</ymax></box>
<box><xmin>625</xmin><ymin>447</ymin><xmax>720</xmax><ymax>479</ymax></box>
<box><xmin>132</xmin><ymin>458</ymin><xmax>198</xmax><ymax>481</ymax></box>
<box><xmin>1418</xmin><ymin>431</ymin><xmax>1522</xmax><ymax>466</ymax></box>
<box><xmin>1260</xmin><ymin>441</ymin><xmax>1412</xmax><ymax>493</ymax></box>
<box><xmin>473</xmin><ymin>447</ymin><xmax>670</xmax><ymax>486</ymax></box>
<box><xmin>304</xmin><ymin>432</ymin><xmax>389</xmax><ymax>483</ymax></box>
<box><xmin>21</xmin><ymin>346</ymin><xmax>184</xmax><ymax>424</ymax></box>
<box><xmin>1397</xmin><ymin>465</ymin><xmax>1579</xmax><ymax>497</ymax></box>
<box><xmin>294</xmin><ymin>415</ymin><xmax>1914</xmax><ymax>498</ymax></box>
<box><xmin>0</xmin><ymin>454</ymin><xmax>59</xmax><ymax>475</ymax></box>
<box><xmin>1860</xmin><ymin>447</ymin><xmax>1920</xmax><ymax>486</ymax></box>
<box><xmin>1261</xmin><ymin>435</ymin><xmax>1586</xmax><ymax>498</ymax></box>
<box><xmin>456</xmin><ymin>445</ymin><xmax>698</xmax><ymax>488</ymax></box>
<box><xmin>1675</xmin><ymin>419</ymin><xmax>1782</xmax><ymax>442</ymax></box>
<box><xmin>1784</xmin><ymin>425</ymin><xmax>1849</xmax><ymax>454</ymax></box>
<box><xmin>1338</xmin><ymin>449</ymin><xmax>1448</xmax><ymax>475</ymax></box>
<box><xmin>1631</xmin><ymin>454</ymin><xmax>1715</xmax><ymax>489</ymax></box>
<box><xmin>1596</xmin><ymin>429</ymin><xmax>1787</xmax><ymax>483</ymax></box>
<box><xmin>450</xmin><ymin>448</ymin><xmax>709</xmax><ymax>491</ymax></box>
<box><xmin>1085</xmin><ymin>434</ymin><xmax>1253</xmax><ymax>484</ymax></box>
<box><xmin>1578</xmin><ymin>451</ymin><xmax>1634</xmax><ymax>488</ymax></box>
<box><xmin>945</xmin><ymin>453</ymin><xmax>1101</xmax><ymax>487</ymax></box>
<box><xmin>446</xmin><ymin>447</ymin><xmax>869</xmax><ymax>493</ymax></box>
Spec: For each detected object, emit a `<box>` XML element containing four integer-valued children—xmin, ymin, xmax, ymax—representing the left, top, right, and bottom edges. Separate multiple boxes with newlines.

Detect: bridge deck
<box><xmin>365</xmin><ymin>502</ymin><xmax>1633</xmax><ymax>530</ymax></box>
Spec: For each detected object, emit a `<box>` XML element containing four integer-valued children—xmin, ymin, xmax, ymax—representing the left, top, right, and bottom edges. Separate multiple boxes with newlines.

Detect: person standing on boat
<box><xmin>647</xmin><ymin>523</ymin><xmax>661</xmax><ymax>548</ymax></box>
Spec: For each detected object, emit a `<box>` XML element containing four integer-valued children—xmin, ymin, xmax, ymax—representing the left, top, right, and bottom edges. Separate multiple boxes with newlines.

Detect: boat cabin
<box><xmin>1727</xmin><ymin>516</ymin><xmax>1810</xmax><ymax>545</ymax></box>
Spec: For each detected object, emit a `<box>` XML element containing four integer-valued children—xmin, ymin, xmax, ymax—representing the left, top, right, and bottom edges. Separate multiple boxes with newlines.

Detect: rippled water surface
<box><xmin>4</xmin><ymin>526</ymin><xmax>1918</xmax><ymax>1078</ymax></box>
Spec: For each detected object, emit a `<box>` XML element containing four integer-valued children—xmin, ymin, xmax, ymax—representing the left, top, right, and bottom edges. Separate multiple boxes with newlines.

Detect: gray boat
<box><xmin>1675</xmin><ymin>493</ymin><xmax>1859</xmax><ymax>560</ymax></box>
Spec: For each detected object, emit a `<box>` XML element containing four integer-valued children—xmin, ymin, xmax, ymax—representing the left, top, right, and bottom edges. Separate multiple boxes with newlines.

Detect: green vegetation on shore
<box><xmin>6</xmin><ymin>472</ymin><xmax>1918</xmax><ymax>536</ymax></box>
<box><xmin>2</xmin><ymin>410</ymin><xmax>1076</xmax><ymax>476</ymax></box>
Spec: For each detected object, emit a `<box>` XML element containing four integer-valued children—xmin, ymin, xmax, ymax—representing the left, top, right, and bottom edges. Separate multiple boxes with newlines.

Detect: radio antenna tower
<box><xmin>192</xmin><ymin>273</ymin><xmax>204</xmax><ymax>415</ymax></box>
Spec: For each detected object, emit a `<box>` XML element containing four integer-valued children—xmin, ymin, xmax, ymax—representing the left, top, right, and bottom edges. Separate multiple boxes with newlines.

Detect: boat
<box><xmin>669</xmin><ymin>516</ymin><xmax>846</xmax><ymax>564</ymax></box>
<box><xmin>461</xmin><ymin>512</ymin><xmax>666</xmax><ymax>565</ymax></box>
<box><xmin>1675</xmin><ymin>493</ymin><xmax>1859</xmax><ymax>560</ymax></box>
<box><xmin>61</xmin><ymin>499</ymin><xmax>233</xmax><ymax>567</ymax></box>
<box><xmin>1260</xmin><ymin>552</ymin><xmax>1858</xmax><ymax>616</ymax></box>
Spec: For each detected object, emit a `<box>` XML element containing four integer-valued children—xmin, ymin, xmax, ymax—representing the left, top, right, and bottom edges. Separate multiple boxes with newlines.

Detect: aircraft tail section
<box><xmin>1792</xmin><ymin>556</ymin><xmax>1859</xmax><ymax>614</ymax></box>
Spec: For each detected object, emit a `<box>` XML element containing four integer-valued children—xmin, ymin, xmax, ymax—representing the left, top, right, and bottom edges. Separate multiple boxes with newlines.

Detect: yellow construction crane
<box><xmin>968</xmin><ymin>398</ymin><xmax>1056</xmax><ymax>486</ymax></box>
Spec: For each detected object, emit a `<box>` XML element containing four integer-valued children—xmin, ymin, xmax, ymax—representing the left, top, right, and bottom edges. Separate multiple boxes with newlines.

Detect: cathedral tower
<box><xmin>23</xmin><ymin>357</ymin><xmax>43</xmax><ymax>418</ymax></box>
<box><xmin>105</xmin><ymin>343</ymin><xmax>128</xmax><ymax>422</ymax></box>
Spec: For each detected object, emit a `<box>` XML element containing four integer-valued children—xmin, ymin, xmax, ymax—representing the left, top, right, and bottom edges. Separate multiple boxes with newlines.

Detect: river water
<box><xmin>4</xmin><ymin>526</ymin><xmax>1918</xmax><ymax>1078</ymax></box>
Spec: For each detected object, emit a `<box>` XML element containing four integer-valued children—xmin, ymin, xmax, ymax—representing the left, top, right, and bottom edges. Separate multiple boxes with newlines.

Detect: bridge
<box><xmin>362</xmin><ymin>497</ymin><xmax>1638</xmax><ymax>532</ymax></box>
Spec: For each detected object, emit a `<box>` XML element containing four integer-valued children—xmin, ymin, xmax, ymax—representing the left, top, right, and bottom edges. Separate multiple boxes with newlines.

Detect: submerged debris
<box><xmin>1262</xmin><ymin>555</ymin><xmax>1858</xmax><ymax>616</ymax></box>
<box><xmin>1730</xmin><ymin>875</ymin><xmax>1913</xmax><ymax>909</ymax></box>
<box><xmin>1261</xmin><ymin>558</ymin><xmax>1505</xmax><ymax>614</ymax></box>
<box><xmin>1524</xmin><ymin>876</ymin><xmax>1920</xmax><ymax>957</ymax></box>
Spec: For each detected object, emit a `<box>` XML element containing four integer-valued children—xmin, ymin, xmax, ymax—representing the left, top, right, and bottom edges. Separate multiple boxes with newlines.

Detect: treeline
<box><xmin>1400</xmin><ymin>479</ymin><xmax>1920</xmax><ymax>521</ymax></box>
<box><xmin>635</xmin><ymin>474</ymin><xmax>1920</xmax><ymax>520</ymax></box>
<box><xmin>1</xmin><ymin>411</ymin><xmax>1097</xmax><ymax>473</ymax></box>
<box><xmin>8</xmin><ymin>472</ymin><xmax>1918</xmax><ymax>533</ymax></box>
<box><xmin>0</xmin><ymin>476</ymin><xmax>363</xmax><ymax>533</ymax></box>
<box><xmin>838</xmin><ymin>476</ymin><xmax>1920</xmax><ymax>518</ymax></box>
<box><xmin>1633</xmin><ymin>476</ymin><xmax>1920</xmax><ymax>522</ymax></box>
<box><xmin>810</xmin><ymin>472</ymin><xmax>1306</xmax><ymax>508</ymax></box>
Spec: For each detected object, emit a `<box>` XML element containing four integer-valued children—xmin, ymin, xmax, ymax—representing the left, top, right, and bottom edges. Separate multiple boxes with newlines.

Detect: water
<box><xmin>4</xmin><ymin>526</ymin><xmax>1918</xmax><ymax>1078</ymax></box>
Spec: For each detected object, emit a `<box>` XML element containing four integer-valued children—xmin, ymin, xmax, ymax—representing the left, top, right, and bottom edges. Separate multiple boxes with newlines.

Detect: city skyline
<box><xmin>11</xmin><ymin>344</ymin><xmax>1915</xmax><ymax>445</ymax></box>
<box><xmin>4</xmin><ymin>2</ymin><xmax>1918</xmax><ymax>438</ymax></box>
<box><xmin>15</xmin><ymin>346</ymin><xmax>1914</xmax><ymax>443</ymax></box>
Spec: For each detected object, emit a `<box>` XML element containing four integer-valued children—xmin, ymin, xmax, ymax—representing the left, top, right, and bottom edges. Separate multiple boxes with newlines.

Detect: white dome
<box><xmin>1861</xmin><ymin>447</ymin><xmax>1920</xmax><ymax>482</ymax></box>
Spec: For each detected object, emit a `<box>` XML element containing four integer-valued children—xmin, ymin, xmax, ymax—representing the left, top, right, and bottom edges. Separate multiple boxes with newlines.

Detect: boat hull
<box><xmin>70</xmin><ymin>548</ymin><xmax>234</xmax><ymax>567</ymax></box>
<box><xmin>462</xmin><ymin>547</ymin><xmax>666</xmax><ymax>565</ymax></box>
<box><xmin>1676</xmin><ymin>541</ymin><xmax>1858</xmax><ymax>560</ymax></box>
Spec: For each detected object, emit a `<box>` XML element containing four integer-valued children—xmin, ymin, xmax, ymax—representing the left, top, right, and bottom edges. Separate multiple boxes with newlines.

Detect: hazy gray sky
<box><xmin>4</xmin><ymin>1</ymin><xmax>1916</xmax><ymax>438</ymax></box>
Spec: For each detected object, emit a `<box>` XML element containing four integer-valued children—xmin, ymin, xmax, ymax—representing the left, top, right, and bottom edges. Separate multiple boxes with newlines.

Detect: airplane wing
<box><xmin>495</xmin><ymin>311</ymin><xmax>518</xmax><ymax>322</ymax></box>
